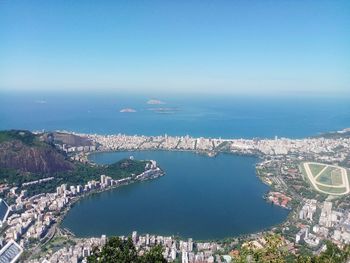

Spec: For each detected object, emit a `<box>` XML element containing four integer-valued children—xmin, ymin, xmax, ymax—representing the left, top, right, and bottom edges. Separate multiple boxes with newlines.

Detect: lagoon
<box><xmin>62</xmin><ymin>151</ymin><xmax>289</xmax><ymax>240</ymax></box>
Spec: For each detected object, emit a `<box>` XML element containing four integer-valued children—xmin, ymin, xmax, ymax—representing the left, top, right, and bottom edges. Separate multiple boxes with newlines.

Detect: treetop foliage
<box><xmin>87</xmin><ymin>237</ymin><xmax>167</xmax><ymax>263</ymax></box>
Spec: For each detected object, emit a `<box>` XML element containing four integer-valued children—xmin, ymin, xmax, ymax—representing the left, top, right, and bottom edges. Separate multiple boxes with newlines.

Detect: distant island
<box><xmin>120</xmin><ymin>108</ymin><xmax>137</xmax><ymax>113</ymax></box>
<box><xmin>147</xmin><ymin>99</ymin><xmax>165</xmax><ymax>105</ymax></box>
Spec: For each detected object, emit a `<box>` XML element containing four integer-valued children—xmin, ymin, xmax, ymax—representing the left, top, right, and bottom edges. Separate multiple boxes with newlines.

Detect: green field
<box><xmin>309</xmin><ymin>163</ymin><xmax>325</xmax><ymax>177</ymax></box>
<box><xmin>316</xmin><ymin>167</ymin><xmax>333</xmax><ymax>184</ymax></box>
<box><xmin>316</xmin><ymin>166</ymin><xmax>342</xmax><ymax>186</ymax></box>
<box><xmin>301</xmin><ymin>162</ymin><xmax>349</xmax><ymax>196</ymax></box>
<box><xmin>331</xmin><ymin>169</ymin><xmax>343</xmax><ymax>186</ymax></box>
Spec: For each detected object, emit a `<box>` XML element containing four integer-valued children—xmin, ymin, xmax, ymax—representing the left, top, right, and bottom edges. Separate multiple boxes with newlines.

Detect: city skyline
<box><xmin>1</xmin><ymin>0</ymin><xmax>349</xmax><ymax>96</ymax></box>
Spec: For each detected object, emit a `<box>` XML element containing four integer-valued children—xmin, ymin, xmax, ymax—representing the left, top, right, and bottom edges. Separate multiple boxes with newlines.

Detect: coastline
<box><xmin>64</xmin><ymin>150</ymin><xmax>286</xmax><ymax>240</ymax></box>
<box><xmin>35</xmin><ymin>129</ymin><xmax>350</xmax><ymax>239</ymax></box>
<box><xmin>25</xmin><ymin>166</ymin><xmax>165</xmax><ymax>261</ymax></box>
<box><xmin>6</xmin><ymin>129</ymin><xmax>350</xmax><ymax>262</ymax></box>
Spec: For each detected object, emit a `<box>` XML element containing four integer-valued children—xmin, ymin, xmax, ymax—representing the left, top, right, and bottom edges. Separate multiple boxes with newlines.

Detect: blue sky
<box><xmin>1</xmin><ymin>0</ymin><xmax>349</xmax><ymax>96</ymax></box>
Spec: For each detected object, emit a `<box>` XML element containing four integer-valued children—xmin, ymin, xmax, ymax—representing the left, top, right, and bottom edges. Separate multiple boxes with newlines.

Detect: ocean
<box><xmin>1</xmin><ymin>92</ymin><xmax>349</xmax><ymax>138</ymax></box>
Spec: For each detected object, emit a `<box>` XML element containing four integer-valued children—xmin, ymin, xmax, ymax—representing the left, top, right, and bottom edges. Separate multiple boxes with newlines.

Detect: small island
<box><xmin>120</xmin><ymin>108</ymin><xmax>137</xmax><ymax>113</ymax></box>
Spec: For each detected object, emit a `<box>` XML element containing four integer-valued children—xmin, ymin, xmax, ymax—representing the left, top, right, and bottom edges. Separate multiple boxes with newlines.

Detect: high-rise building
<box><xmin>132</xmin><ymin>231</ymin><xmax>138</xmax><ymax>244</ymax></box>
<box><xmin>56</xmin><ymin>186</ymin><xmax>62</xmax><ymax>196</ymax></box>
<box><xmin>100</xmin><ymin>175</ymin><xmax>106</xmax><ymax>185</ymax></box>
<box><xmin>182</xmin><ymin>251</ymin><xmax>189</xmax><ymax>263</ymax></box>
<box><xmin>296</xmin><ymin>227</ymin><xmax>309</xmax><ymax>244</ymax></box>
<box><xmin>70</xmin><ymin>186</ymin><xmax>76</xmax><ymax>195</ymax></box>
<box><xmin>0</xmin><ymin>199</ymin><xmax>10</xmax><ymax>227</ymax></box>
<box><xmin>146</xmin><ymin>234</ymin><xmax>150</xmax><ymax>246</ymax></box>
<box><xmin>188</xmin><ymin>238</ymin><xmax>193</xmax><ymax>252</ymax></box>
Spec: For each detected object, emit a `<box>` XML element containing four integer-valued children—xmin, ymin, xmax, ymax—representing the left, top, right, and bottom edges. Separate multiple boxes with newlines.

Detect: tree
<box><xmin>235</xmin><ymin>234</ymin><xmax>286</xmax><ymax>263</ymax></box>
<box><xmin>296</xmin><ymin>241</ymin><xmax>350</xmax><ymax>263</ymax></box>
<box><xmin>234</xmin><ymin>234</ymin><xmax>350</xmax><ymax>263</ymax></box>
<box><xmin>87</xmin><ymin>237</ymin><xmax>166</xmax><ymax>263</ymax></box>
<box><xmin>140</xmin><ymin>245</ymin><xmax>167</xmax><ymax>263</ymax></box>
<box><xmin>317</xmin><ymin>241</ymin><xmax>350</xmax><ymax>263</ymax></box>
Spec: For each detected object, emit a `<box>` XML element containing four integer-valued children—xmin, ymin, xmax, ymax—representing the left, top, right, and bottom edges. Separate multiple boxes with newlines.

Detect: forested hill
<box><xmin>0</xmin><ymin>130</ymin><xmax>73</xmax><ymax>174</ymax></box>
<box><xmin>0</xmin><ymin>130</ymin><xmax>151</xmax><ymax>197</ymax></box>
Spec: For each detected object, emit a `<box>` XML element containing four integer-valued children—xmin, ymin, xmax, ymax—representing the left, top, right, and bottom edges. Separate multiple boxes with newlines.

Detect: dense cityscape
<box><xmin>64</xmin><ymin>128</ymin><xmax>347</xmax><ymax>159</ymax></box>
<box><xmin>0</xmin><ymin>128</ymin><xmax>349</xmax><ymax>262</ymax></box>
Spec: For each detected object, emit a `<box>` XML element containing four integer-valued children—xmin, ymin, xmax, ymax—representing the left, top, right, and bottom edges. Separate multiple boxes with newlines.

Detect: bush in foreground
<box><xmin>87</xmin><ymin>237</ymin><xmax>167</xmax><ymax>263</ymax></box>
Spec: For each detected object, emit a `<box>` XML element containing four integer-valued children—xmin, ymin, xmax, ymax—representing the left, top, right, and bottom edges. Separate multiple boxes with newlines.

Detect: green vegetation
<box><xmin>41</xmin><ymin>236</ymin><xmax>76</xmax><ymax>255</ymax></box>
<box><xmin>308</xmin><ymin>163</ymin><xmax>325</xmax><ymax>178</ymax></box>
<box><xmin>235</xmin><ymin>234</ymin><xmax>287</xmax><ymax>263</ymax></box>
<box><xmin>317</xmin><ymin>185</ymin><xmax>347</xmax><ymax>195</ymax></box>
<box><xmin>87</xmin><ymin>237</ymin><xmax>167</xmax><ymax>263</ymax></box>
<box><xmin>307</xmin><ymin>164</ymin><xmax>344</xmax><ymax>187</ymax></box>
<box><xmin>0</xmin><ymin>158</ymin><xmax>149</xmax><ymax>197</ymax></box>
<box><xmin>0</xmin><ymin>130</ymin><xmax>41</xmax><ymax>146</ymax></box>
<box><xmin>0</xmin><ymin>167</ymin><xmax>30</xmax><ymax>185</ymax></box>
<box><xmin>331</xmin><ymin>169</ymin><xmax>343</xmax><ymax>186</ymax></box>
<box><xmin>316</xmin><ymin>166</ymin><xmax>340</xmax><ymax>185</ymax></box>
<box><xmin>316</xmin><ymin>167</ymin><xmax>333</xmax><ymax>185</ymax></box>
<box><xmin>304</xmin><ymin>163</ymin><xmax>343</xmax><ymax>186</ymax></box>
<box><xmin>234</xmin><ymin>235</ymin><xmax>350</xmax><ymax>263</ymax></box>
<box><xmin>299</xmin><ymin>165</ymin><xmax>321</xmax><ymax>197</ymax></box>
<box><xmin>106</xmin><ymin>159</ymin><xmax>147</xmax><ymax>178</ymax></box>
<box><xmin>296</xmin><ymin>241</ymin><xmax>350</xmax><ymax>263</ymax></box>
<box><xmin>0</xmin><ymin>130</ymin><xmax>152</xmax><ymax>197</ymax></box>
<box><xmin>301</xmin><ymin>162</ymin><xmax>349</xmax><ymax>196</ymax></box>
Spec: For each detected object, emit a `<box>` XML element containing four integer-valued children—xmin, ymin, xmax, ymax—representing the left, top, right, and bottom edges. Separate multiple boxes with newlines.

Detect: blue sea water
<box><xmin>62</xmin><ymin>151</ymin><xmax>289</xmax><ymax>240</ymax></box>
<box><xmin>0</xmin><ymin>91</ymin><xmax>349</xmax><ymax>138</ymax></box>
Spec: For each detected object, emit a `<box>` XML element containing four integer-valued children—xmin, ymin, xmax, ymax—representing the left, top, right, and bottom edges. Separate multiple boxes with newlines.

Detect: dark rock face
<box><xmin>0</xmin><ymin>140</ymin><xmax>74</xmax><ymax>174</ymax></box>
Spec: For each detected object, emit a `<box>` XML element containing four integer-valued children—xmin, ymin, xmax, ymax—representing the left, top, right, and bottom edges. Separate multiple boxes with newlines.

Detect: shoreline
<box><xmin>26</xmin><ymin>167</ymin><xmax>166</xmax><ymax>261</ymax></box>
<box><xmin>33</xmin><ymin>128</ymin><xmax>350</xmax><ymax>243</ymax></box>
<box><xmin>61</xmin><ymin>149</ymin><xmax>288</xmax><ymax>243</ymax></box>
<box><xmin>8</xmin><ymin>129</ymin><xmax>350</xmax><ymax>261</ymax></box>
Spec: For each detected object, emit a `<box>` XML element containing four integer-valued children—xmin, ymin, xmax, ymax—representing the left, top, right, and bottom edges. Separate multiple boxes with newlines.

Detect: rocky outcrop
<box><xmin>0</xmin><ymin>138</ymin><xmax>74</xmax><ymax>174</ymax></box>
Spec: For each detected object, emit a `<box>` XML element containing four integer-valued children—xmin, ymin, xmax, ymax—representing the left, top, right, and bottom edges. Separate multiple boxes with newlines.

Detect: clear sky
<box><xmin>1</xmin><ymin>0</ymin><xmax>349</xmax><ymax>96</ymax></box>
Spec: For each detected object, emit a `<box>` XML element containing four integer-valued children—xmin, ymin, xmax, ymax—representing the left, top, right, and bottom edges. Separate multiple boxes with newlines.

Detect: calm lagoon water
<box><xmin>62</xmin><ymin>151</ymin><xmax>289</xmax><ymax>240</ymax></box>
